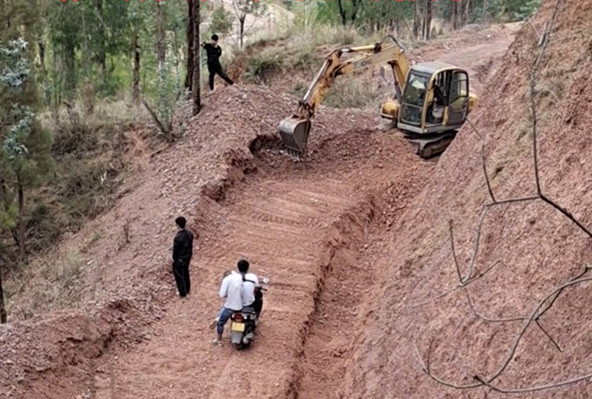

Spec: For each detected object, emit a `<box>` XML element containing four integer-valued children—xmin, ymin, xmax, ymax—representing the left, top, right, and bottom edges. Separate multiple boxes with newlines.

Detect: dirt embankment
<box><xmin>344</xmin><ymin>0</ymin><xmax>592</xmax><ymax>398</ymax></box>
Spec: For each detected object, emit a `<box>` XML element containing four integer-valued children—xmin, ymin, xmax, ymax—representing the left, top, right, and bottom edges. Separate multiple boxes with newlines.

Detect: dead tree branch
<box><xmin>142</xmin><ymin>100</ymin><xmax>173</xmax><ymax>139</ymax></box>
<box><xmin>416</xmin><ymin>275</ymin><xmax>592</xmax><ymax>391</ymax></box>
<box><xmin>406</xmin><ymin>260</ymin><xmax>501</xmax><ymax>310</ymax></box>
<box><xmin>465</xmin><ymin>290</ymin><xmax>562</xmax><ymax>352</ymax></box>
<box><xmin>529</xmin><ymin>0</ymin><xmax>560</xmax><ymax>196</ymax></box>
<box><xmin>475</xmin><ymin>371</ymin><xmax>592</xmax><ymax>394</ymax></box>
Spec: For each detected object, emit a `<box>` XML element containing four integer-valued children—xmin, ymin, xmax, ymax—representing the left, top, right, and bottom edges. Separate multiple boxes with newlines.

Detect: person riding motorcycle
<box><xmin>212</xmin><ymin>259</ymin><xmax>262</xmax><ymax>345</ymax></box>
<box><xmin>237</xmin><ymin>259</ymin><xmax>263</xmax><ymax>321</ymax></box>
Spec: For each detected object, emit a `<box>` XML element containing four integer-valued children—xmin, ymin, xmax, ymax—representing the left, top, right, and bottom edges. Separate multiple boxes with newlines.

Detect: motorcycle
<box><xmin>229</xmin><ymin>277</ymin><xmax>269</xmax><ymax>350</ymax></box>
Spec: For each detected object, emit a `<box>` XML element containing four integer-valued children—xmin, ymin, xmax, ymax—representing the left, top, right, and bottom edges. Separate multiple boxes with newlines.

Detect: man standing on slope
<box><xmin>172</xmin><ymin>216</ymin><xmax>194</xmax><ymax>298</ymax></box>
<box><xmin>202</xmin><ymin>34</ymin><xmax>234</xmax><ymax>91</ymax></box>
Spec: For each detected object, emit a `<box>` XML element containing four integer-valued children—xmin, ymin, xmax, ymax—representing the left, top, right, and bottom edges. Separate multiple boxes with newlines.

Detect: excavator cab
<box><xmin>381</xmin><ymin>62</ymin><xmax>477</xmax><ymax>157</ymax></box>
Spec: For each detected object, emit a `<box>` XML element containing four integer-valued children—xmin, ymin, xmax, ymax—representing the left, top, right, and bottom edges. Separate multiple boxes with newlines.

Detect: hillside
<box><xmin>343</xmin><ymin>0</ymin><xmax>592</xmax><ymax>397</ymax></box>
<box><xmin>1</xmin><ymin>0</ymin><xmax>590</xmax><ymax>398</ymax></box>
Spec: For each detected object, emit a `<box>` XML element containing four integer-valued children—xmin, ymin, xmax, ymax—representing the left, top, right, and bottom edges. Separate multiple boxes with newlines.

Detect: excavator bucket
<box><xmin>278</xmin><ymin>116</ymin><xmax>311</xmax><ymax>157</ymax></box>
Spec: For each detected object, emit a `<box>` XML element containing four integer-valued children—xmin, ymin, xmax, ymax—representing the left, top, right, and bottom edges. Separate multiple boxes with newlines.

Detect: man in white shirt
<box><xmin>213</xmin><ymin>259</ymin><xmax>259</xmax><ymax>345</ymax></box>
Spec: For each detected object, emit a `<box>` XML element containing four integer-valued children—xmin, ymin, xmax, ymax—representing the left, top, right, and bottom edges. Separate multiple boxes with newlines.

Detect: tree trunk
<box><xmin>337</xmin><ymin>0</ymin><xmax>347</xmax><ymax>26</ymax></box>
<box><xmin>239</xmin><ymin>17</ymin><xmax>245</xmax><ymax>48</ymax></box>
<box><xmin>482</xmin><ymin>0</ymin><xmax>488</xmax><ymax>23</ymax></box>
<box><xmin>425</xmin><ymin>0</ymin><xmax>432</xmax><ymax>40</ymax></box>
<box><xmin>96</xmin><ymin>0</ymin><xmax>106</xmax><ymax>81</ymax></box>
<box><xmin>132</xmin><ymin>30</ymin><xmax>140</xmax><ymax>106</ymax></box>
<box><xmin>185</xmin><ymin>0</ymin><xmax>194</xmax><ymax>91</ymax></box>
<box><xmin>38</xmin><ymin>37</ymin><xmax>45</xmax><ymax>74</ymax></box>
<box><xmin>64</xmin><ymin>41</ymin><xmax>76</xmax><ymax>98</ymax></box>
<box><xmin>191</xmin><ymin>0</ymin><xmax>201</xmax><ymax>115</ymax></box>
<box><xmin>462</xmin><ymin>0</ymin><xmax>470</xmax><ymax>26</ymax></box>
<box><xmin>156</xmin><ymin>0</ymin><xmax>166</xmax><ymax>72</ymax></box>
<box><xmin>413</xmin><ymin>2</ymin><xmax>421</xmax><ymax>39</ymax></box>
<box><xmin>451</xmin><ymin>1</ymin><xmax>459</xmax><ymax>30</ymax></box>
<box><xmin>0</xmin><ymin>261</ymin><xmax>6</xmax><ymax>324</ymax></box>
<box><xmin>17</xmin><ymin>181</ymin><xmax>25</xmax><ymax>261</ymax></box>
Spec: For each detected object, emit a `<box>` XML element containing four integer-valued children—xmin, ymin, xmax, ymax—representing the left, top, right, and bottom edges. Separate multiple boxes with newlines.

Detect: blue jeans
<box><xmin>217</xmin><ymin>307</ymin><xmax>237</xmax><ymax>336</ymax></box>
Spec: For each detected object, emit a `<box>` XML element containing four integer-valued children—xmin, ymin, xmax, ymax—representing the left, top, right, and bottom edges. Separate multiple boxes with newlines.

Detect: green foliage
<box><xmin>509</xmin><ymin>0</ymin><xmax>542</xmax><ymax>21</ymax></box>
<box><xmin>210</xmin><ymin>7</ymin><xmax>234</xmax><ymax>36</ymax></box>
<box><xmin>245</xmin><ymin>50</ymin><xmax>284</xmax><ymax>84</ymax></box>
<box><xmin>0</xmin><ymin>37</ymin><xmax>53</xmax><ymax>256</ymax></box>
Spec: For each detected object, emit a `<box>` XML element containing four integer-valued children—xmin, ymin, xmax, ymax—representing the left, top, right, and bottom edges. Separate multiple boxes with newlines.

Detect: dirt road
<box><xmin>87</xmin><ymin>127</ymin><xmax>431</xmax><ymax>399</ymax></box>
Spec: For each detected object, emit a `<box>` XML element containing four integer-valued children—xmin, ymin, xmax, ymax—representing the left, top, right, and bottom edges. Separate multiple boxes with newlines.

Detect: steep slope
<box><xmin>345</xmin><ymin>0</ymin><xmax>592</xmax><ymax>398</ymax></box>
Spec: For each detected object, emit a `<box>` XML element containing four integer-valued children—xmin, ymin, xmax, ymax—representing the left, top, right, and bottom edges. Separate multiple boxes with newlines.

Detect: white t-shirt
<box><xmin>239</xmin><ymin>272</ymin><xmax>259</xmax><ymax>306</ymax></box>
<box><xmin>219</xmin><ymin>273</ymin><xmax>244</xmax><ymax>311</ymax></box>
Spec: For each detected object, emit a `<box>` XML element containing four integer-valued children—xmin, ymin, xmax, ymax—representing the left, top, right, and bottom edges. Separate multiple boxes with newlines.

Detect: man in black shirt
<box><xmin>172</xmin><ymin>216</ymin><xmax>194</xmax><ymax>298</ymax></box>
<box><xmin>202</xmin><ymin>34</ymin><xmax>234</xmax><ymax>91</ymax></box>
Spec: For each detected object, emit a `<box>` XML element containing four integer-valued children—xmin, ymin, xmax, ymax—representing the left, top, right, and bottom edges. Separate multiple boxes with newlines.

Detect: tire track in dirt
<box><xmin>91</xmin><ymin>170</ymin><xmax>366</xmax><ymax>398</ymax></box>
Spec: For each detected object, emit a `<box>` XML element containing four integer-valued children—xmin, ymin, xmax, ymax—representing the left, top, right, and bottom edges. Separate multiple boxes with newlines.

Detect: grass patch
<box><xmin>245</xmin><ymin>50</ymin><xmax>285</xmax><ymax>84</ymax></box>
<box><xmin>324</xmin><ymin>78</ymin><xmax>383</xmax><ymax>110</ymax></box>
<box><xmin>5</xmin><ymin>249</ymin><xmax>86</xmax><ymax>320</ymax></box>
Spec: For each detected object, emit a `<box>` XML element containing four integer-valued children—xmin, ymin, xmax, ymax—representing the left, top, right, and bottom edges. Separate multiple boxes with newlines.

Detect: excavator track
<box><xmin>404</xmin><ymin>131</ymin><xmax>456</xmax><ymax>159</ymax></box>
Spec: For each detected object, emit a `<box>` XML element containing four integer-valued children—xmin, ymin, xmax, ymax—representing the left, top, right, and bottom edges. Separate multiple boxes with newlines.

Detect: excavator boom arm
<box><xmin>278</xmin><ymin>36</ymin><xmax>410</xmax><ymax>156</ymax></box>
<box><xmin>298</xmin><ymin>37</ymin><xmax>409</xmax><ymax>118</ymax></box>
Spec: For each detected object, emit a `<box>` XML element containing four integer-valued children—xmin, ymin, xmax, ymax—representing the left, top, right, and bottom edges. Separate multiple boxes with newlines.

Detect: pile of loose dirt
<box><xmin>343</xmin><ymin>0</ymin><xmax>592</xmax><ymax>398</ymax></box>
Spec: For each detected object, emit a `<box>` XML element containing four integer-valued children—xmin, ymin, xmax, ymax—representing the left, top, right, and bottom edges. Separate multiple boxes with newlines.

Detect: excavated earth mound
<box><xmin>341</xmin><ymin>0</ymin><xmax>592</xmax><ymax>398</ymax></box>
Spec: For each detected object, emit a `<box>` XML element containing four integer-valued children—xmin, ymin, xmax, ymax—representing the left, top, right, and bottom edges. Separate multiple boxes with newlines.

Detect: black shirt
<box><xmin>203</xmin><ymin>43</ymin><xmax>222</xmax><ymax>64</ymax></box>
<box><xmin>173</xmin><ymin>228</ymin><xmax>194</xmax><ymax>263</ymax></box>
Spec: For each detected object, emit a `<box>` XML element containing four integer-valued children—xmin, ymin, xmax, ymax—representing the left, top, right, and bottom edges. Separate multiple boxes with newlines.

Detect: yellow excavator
<box><xmin>278</xmin><ymin>35</ymin><xmax>478</xmax><ymax>159</ymax></box>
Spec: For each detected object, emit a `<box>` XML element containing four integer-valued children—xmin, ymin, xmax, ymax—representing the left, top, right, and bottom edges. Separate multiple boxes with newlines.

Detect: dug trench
<box><xmin>80</xmin><ymin>124</ymin><xmax>433</xmax><ymax>399</ymax></box>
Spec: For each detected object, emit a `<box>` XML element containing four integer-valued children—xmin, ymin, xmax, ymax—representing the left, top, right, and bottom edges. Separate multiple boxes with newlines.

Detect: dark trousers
<box><xmin>173</xmin><ymin>259</ymin><xmax>191</xmax><ymax>297</ymax></box>
<box><xmin>207</xmin><ymin>62</ymin><xmax>233</xmax><ymax>90</ymax></box>
<box><xmin>252</xmin><ymin>297</ymin><xmax>263</xmax><ymax>319</ymax></box>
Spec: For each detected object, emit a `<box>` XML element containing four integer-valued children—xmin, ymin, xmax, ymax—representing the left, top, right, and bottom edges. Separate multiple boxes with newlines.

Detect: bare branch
<box><xmin>484</xmin><ymin>196</ymin><xmax>539</xmax><ymax>207</ymax></box>
<box><xmin>407</xmin><ymin>260</ymin><xmax>501</xmax><ymax>309</ymax></box>
<box><xmin>421</xmin><ymin>276</ymin><xmax>592</xmax><ymax>391</ymax></box>
<box><xmin>448</xmin><ymin>219</ymin><xmax>463</xmax><ymax>282</ymax></box>
<box><xmin>540</xmin><ymin>194</ymin><xmax>592</xmax><ymax>238</ymax></box>
<box><xmin>529</xmin><ymin>0</ymin><xmax>561</xmax><ymax>196</ymax></box>
<box><xmin>486</xmin><ymin>276</ymin><xmax>592</xmax><ymax>383</ymax></box>
<box><xmin>466</xmin><ymin>291</ymin><xmax>561</xmax><ymax>352</ymax></box>
<box><xmin>142</xmin><ymin>100</ymin><xmax>171</xmax><ymax>136</ymax></box>
<box><xmin>475</xmin><ymin>371</ymin><xmax>592</xmax><ymax>394</ymax></box>
<box><xmin>465</xmin><ymin>291</ymin><xmax>526</xmax><ymax>323</ymax></box>
<box><xmin>465</xmin><ymin>118</ymin><xmax>495</xmax><ymax>203</ymax></box>
<box><xmin>535</xmin><ymin>320</ymin><xmax>562</xmax><ymax>352</ymax></box>
<box><xmin>414</xmin><ymin>339</ymin><xmax>483</xmax><ymax>390</ymax></box>
<box><xmin>481</xmin><ymin>143</ymin><xmax>496</xmax><ymax>203</ymax></box>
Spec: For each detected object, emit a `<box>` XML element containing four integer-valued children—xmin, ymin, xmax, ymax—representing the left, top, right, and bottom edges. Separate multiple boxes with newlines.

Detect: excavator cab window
<box><xmin>402</xmin><ymin>72</ymin><xmax>429</xmax><ymax>106</ymax></box>
<box><xmin>426</xmin><ymin>70</ymin><xmax>452</xmax><ymax>124</ymax></box>
<box><xmin>447</xmin><ymin>71</ymin><xmax>469</xmax><ymax>125</ymax></box>
<box><xmin>400</xmin><ymin>72</ymin><xmax>429</xmax><ymax>125</ymax></box>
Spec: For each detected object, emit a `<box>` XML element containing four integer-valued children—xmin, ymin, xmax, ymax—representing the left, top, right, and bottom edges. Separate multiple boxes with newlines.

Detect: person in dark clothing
<box><xmin>202</xmin><ymin>34</ymin><xmax>234</xmax><ymax>91</ymax></box>
<box><xmin>172</xmin><ymin>216</ymin><xmax>194</xmax><ymax>298</ymax></box>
